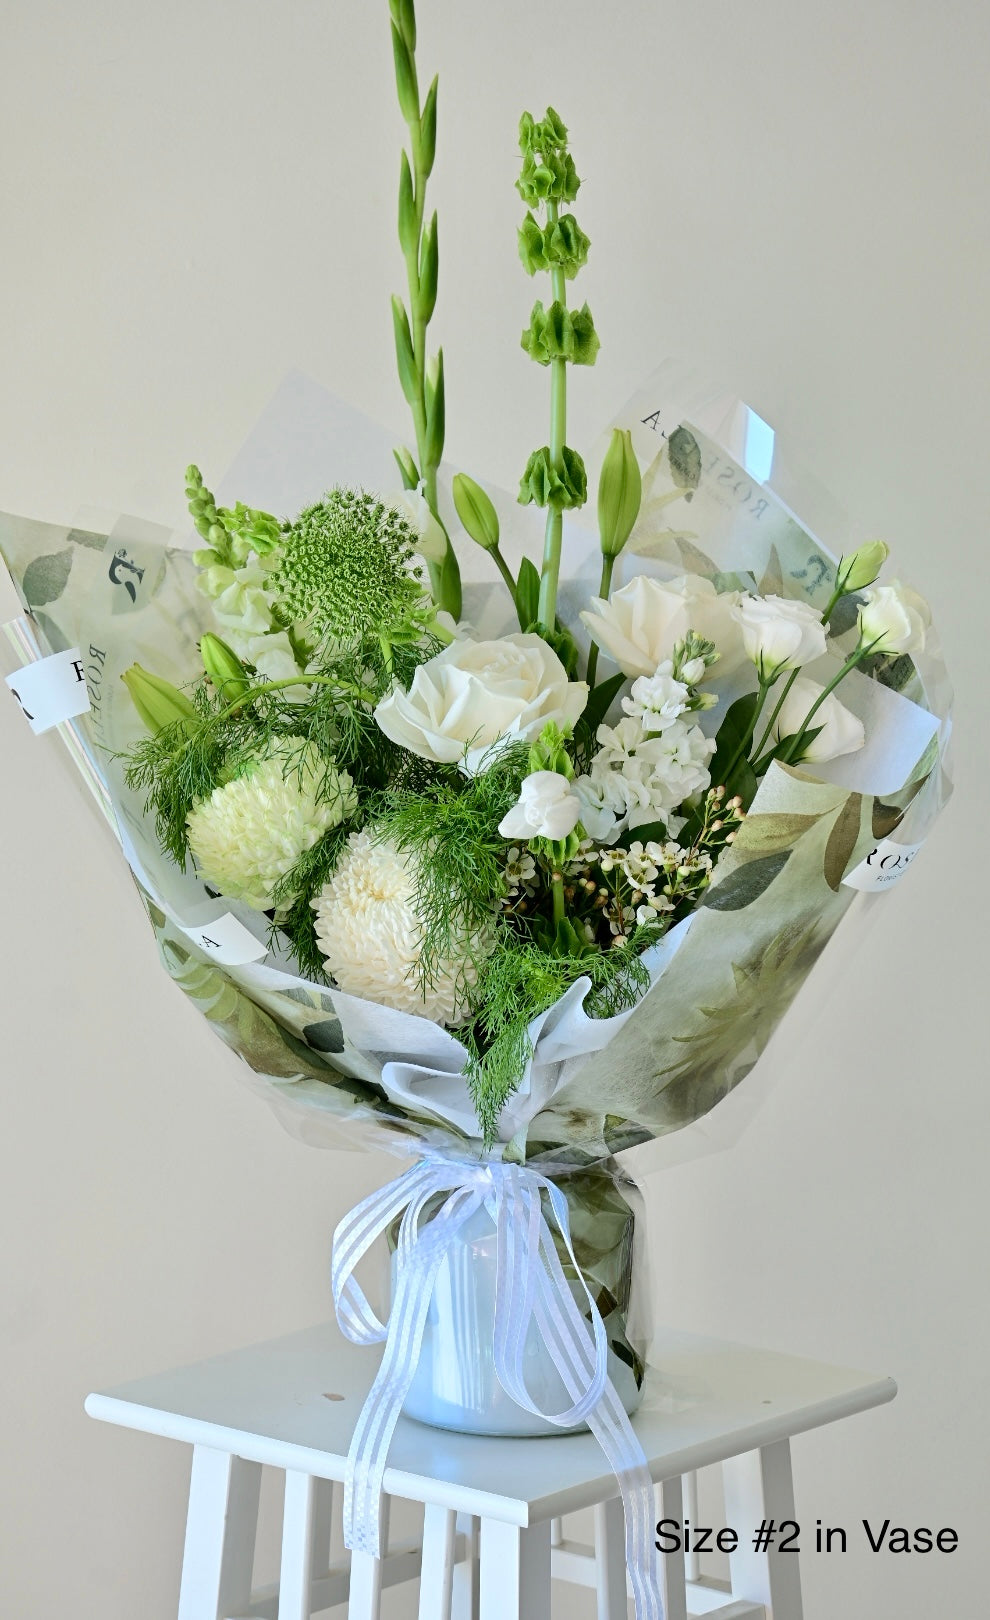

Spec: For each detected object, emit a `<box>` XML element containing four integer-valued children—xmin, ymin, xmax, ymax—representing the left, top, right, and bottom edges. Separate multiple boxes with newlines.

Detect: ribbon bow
<box><xmin>331</xmin><ymin>1154</ymin><xmax>662</xmax><ymax>1620</ymax></box>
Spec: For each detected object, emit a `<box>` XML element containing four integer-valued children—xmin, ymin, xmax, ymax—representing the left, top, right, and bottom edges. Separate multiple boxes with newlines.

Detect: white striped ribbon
<box><xmin>331</xmin><ymin>1154</ymin><xmax>662</xmax><ymax>1620</ymax></box>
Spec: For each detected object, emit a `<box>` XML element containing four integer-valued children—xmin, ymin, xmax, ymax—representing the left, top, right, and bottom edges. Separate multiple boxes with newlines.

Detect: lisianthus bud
<box><xmin>730</xmin><ymin>594</ymin><xmax>827</xmax><ymax>680</ymax></box>
<box><xmin>597</xmin><ymin>429</ymin><xmax>642</xmax><ymax>559</ymax></box>
<box><xmin>452</xmin><ymin>473</ymin><xmax>500</xmax><ymax>553</ymax></box>
<box><xmin>836</xmin><ymin>539</ymin><xmax>889</xmax><ymax>595</ymax></box>
<box><xmin>200</xmin><ymin>634</ymin><xmax>250</xmax><ymax>701</ymax></box>
<box><xmin>857</xmin><ymin>580</ymin><xmax>930</xmax><ymax>655</ymax></box>
<box><xmin>498</xmin><ymin>770</ymin><xmax>582</xmax><ymax>842</ymax></box>
<box><xmin>121</xmin><ymin>664</ymin><xmax>198</xmax><ymax>737</ymax></box>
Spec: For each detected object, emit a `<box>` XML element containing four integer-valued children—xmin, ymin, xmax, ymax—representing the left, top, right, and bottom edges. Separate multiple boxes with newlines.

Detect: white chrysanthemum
<box><xmin>313</xmin><ymin>830</ymin><xmax>488</xmax><ymax>1026</ymax></box>
<box><xmin>186</xmin><ymin>744</ymin><xmax>357</xmax><ymax>910</ymax></box>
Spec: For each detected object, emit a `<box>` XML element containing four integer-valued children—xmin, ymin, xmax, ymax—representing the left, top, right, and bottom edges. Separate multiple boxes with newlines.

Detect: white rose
<box><xmin>857</xmin><ymin>580</ymin><xmax>930</xmax><ymax>656</ymax></box>
<box><xmin>731</xmin><ymin>594</ymin><xmax>827</xmax><ymax>679</ymax></box>
<box><xmin>770</xmin><ymin>676</ymin><xmax>866</xmax><ymax>763</ymax></box>
<box><xmin>374</xmin><ymin>633</ymin><xmax>588</xmax><ymax>776</ymax></box>
<box><xmin>580</xmin><ymin>573</ymin><xmax>743</xmax><ymax>680</ymax></box>
<box><xmin>498</xmin><ymin>771</ymin><xmax>582</xmax><ymax>841</ymax></box>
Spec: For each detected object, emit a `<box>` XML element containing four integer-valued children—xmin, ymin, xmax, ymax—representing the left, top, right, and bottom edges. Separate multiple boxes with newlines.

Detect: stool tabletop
<box><xmin>85</xmin><ymin>1322</ymin><xmax>895</xmax><ymax>1526</ymax></box>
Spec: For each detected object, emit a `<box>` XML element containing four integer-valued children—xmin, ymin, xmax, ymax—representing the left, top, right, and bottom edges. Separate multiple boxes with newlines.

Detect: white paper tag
<box><xmin>842</xmin><ymin>837</ymin><xmax>925</xmax><ymax>892</ymax></box>
<box><xmin>6</xmin><ymin>648</ymin><xmax>91</xmax><ymax>734</ymax></box>
<box><xmin>178</xmin><ymin>913</ymin><xmax>269</xmax><ymax>965</ymax></box>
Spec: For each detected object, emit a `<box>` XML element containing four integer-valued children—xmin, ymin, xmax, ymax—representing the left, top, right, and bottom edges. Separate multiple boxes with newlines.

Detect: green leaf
<box><xmin>419</xmin><ymin>75</ymin><xmax>438</xmax><ymax>174</ymax></box>
<box><xmin>516</xmin><ymin>556</ymin><xmax>540</xmax><ymax>630</ymax></box>
<box><xmin>872</xmin><ymin>799</ymin><xmax>905</xmax><ymax>840</ymax></box>
<box><xmin>22</xmin><ymin>548</ymin><xmax>73</xmax><ymax>609</ymax></box>
<box><xmin>391</xmin><ymin>295</ymin><xmax>419</xmax><ymax>406</ymax></box>
<box><xmin>418</xmin><ymin>212</ymin><xmax>438</xmax><ymax>322</ymax></box>
<box><xmin>398</xmin><ymin>151</ymin><xmax>416</xmax><ymax>255</ymax></box>
<box><xmin>823</xmin><ymin>793</ymin><xmax>863</xmax><ymax>891</ymax></box>
<box><xmin>390</xmin><ymin>22</ymin><xmax>419</xmax><ymax>123</ymax></box>
<box><xmin>667</xmin><ymin>425</ymin><xmax>702</xmax><ymax>493</ymax></box>
<box><xmin>710</xmin><ymin>693</ymin><xmax>757</xmax><ymax>789</ymax></box>
<box><xmin>703</xmin><ymin>850</ymin><xmax>792</xmax><ymax>911</ymax></box>
<box><xmin>730</xmin><ymin>811</ymin><xmax>820</xmax><ymax>856</ymax></box>
<box><xmin>424</xmin><ymin>346</ymin><xmax>444</xmax><ymax>465</ymax></box>
<box><xmin>577</xmin><ymin>671</ymin><xmax>625</xmax><ymax>745</ymax></box>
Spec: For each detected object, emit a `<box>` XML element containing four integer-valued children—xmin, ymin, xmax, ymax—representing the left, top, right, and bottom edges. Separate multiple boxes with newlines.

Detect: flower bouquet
<box><xmin>0</xmin><ymin>4</ymin><xmax>952</xmax><ymax>1612</ymax></box>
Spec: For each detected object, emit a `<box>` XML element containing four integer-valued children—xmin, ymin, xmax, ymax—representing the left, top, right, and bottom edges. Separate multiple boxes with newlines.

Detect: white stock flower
<box><xmin>374</xmin><ymin>633</ymin><xmax>588</xmax><ymax>776</ymax></box>
<box><xmin>574</xmin><ymin>716</ymin><xmax>715</xmax><ymax>843</ymax></box>
<box><xmin>580</xmin><ymin>573</ymin><xmax>743</xmax><ymax>680</ymax></box>
<box><xmin>207</xmin><ymin>559</ymin><xmax>278</xmax><ymax>637</ymax></box>
<box><xmin>498</xmin><ymin>771</ymin><xmax>582</xmax><ymax>841</ymax></box>
<box><xmin>313</xmin><ymin>830</ymin><xmax>489</xmax><ymax>1025</ymax></box>
<box><xmin>857</xmin><ymin>580</ymin><xmax>930</xmax><ymax>656</ymax></box>
<box><xmin>730</xmin><ymin>594</ymin><xmax>827</xmax><ymax>679</ymax></box>
<box><xmin>621</xmin><ymin>664</ymin><xmax>691</xmax><ymax>730</ymax></box>
<box><xmin>395</xmin><ymin>483</ymin><xmax>448</xmax><ymax>565</ymax></box>
<box><xmin>770</xmin><ymin>676</ymin><xmax>866</xmax><ymax>763</ymax></box>
<box><xmin>186</xmin><ymin>744</ymin><xmax>357</xmax><ymax>910</ymax></box>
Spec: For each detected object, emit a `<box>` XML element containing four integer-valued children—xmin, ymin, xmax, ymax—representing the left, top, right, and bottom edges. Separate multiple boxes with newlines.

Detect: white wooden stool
<box><xmin>85</xmin><ymin>1322</ymin><xmax>895</xmax><ymax>1619</ymax></box>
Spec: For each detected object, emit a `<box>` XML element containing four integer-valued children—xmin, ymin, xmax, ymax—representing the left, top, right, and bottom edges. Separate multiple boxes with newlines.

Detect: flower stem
<box><xmin>719</xmin><ymin>678</ymin><xmax>773</xmax><ymax>787</ymax></box>
<box><xmin>551</xmin><ymin>869</ymin><xmax>566</xmax><ymax>927</ymax></box>
<box><xmin>751</xmin><ymin>581</ymin><xmax>854</xmax><ymax>759</ymax></box>
<box><xmin>538</xmin><ymin>202</ymin><xmax>567</xmax><ymax>630</ymax></box>
<box><xmin>585</xmin><ymin>552</ymin><xmax>615</xmax><ymax>688</ymax></box>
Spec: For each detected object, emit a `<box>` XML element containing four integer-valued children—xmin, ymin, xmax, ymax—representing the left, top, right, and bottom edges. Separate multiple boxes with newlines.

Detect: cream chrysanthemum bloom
<box><xmin>186</xmin><ymin>744</ymin><xmax>357</xmax><ymax>910</ymax></box>
<box><xmin>313</xmin><ymin>829</ymin><xmax>486</xmax><ymax>1025</ymax></box>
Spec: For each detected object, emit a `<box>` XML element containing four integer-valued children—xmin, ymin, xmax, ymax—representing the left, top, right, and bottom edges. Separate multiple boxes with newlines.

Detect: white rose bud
<box><xmin>498</xmin><ymin>771</ymin><xmax>582</xmax><ymax>841</ymax></box>
<box><xmin>374</xmin><ymin>633</ymin><xmax>588</xmax><ymax>777</ymax></box>
<box><xmin>730</xmin><ymin>594</ymin><xmax>827</xmax><ymax>679</ymax></box>
<box><xmin>770</xmin><ymin>676</ymin><xmax>866</xmax><ymax>763</ymax></box>
<box><xmin>857</xmin><ymin>580</ymin><xmax>930</xmax><ymax>656</ymax></box>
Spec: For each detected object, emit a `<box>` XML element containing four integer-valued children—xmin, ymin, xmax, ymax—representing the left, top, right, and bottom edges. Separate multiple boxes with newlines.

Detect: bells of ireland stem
<box><xmin>597</xmin><ymin>429</ymin><xmax>642</xmax><ymax>559</ymax></box>
<box><xmin>836</xmin><ymin>539</ymin><xmax>890</xmax><ymax>595</ymax></box>
<box><xmin>121</xmin><ymin>665</ymin><xmax>199</xmax><ymax>737</ymax></box>
<box><xmin>452</xmin><ymin>472</ymin><xmax>500</xmax><ymax>553</ymax></box>
<box><xmin>200</xmin><ymin>634</ymin><xmax>250</xmax><ymax>703</ymax></box>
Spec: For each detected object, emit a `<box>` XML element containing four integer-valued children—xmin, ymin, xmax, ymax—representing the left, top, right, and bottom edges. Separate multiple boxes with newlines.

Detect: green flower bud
<box><xmin>597</xmin><ymin>429</ymin><xmax>642</xmax><ymax>559</ymax></box>
<box><xmin>418</xmin><ymin>212</ymin><xmax>439</xmax><ymax>323</ymax></box>
<box><xmin>398</xmin><ymin>151</ymin><xmax>417</xmax><ymax>255</ymax></box>
<box><xmin>518</xmin><ymin>446</ymin><xmax>587</xmax><ymax>510</ymax></box>
<box><xmin>520</xmin><ymin>300</ymin><xmax>600</xmax><ymax>367</ymax></box>
<box><xmin>452</xmin><ymin>473</ymin><xmax>500</xmax><ymax>552</ymax></box>
<box><xmin>393</xmin><ymin>446</ymin><xmax>420</xmax><ymax>491</ymax></box>
<box><xmin>836</xmin><ymin>539</ymin><xmax>890</xmax><ymax>595</ymax></box>
<box><xmin>419</xmin><ymin>75</ymin><xmax>438</xmax><ymax>175</ymax></box>
<box><xmin>200</xmin><ymin>634</ymin><xmax>250</xmax><ymax>701</ymax></box>
<box><xmin>122</xmin><ymin>664</ymin><xmax>198</xmax><ymax>737</ymax></box>
<box><xmin>192</xmin><ymin>548</ymin><xmax>223</xmax><ymax>569</ymax></box>
<box><xmin>546</xmin><ymin>214</ymin><xmax>590</xmax><ymax>278</ymax></box>
<box><xmin>424</xmin><ymin>347</ymin><xmax>444</xmax><ymax>466</ymax></box>
<box><xmin>391</xmin><ymin>295</ymin><xmax>419</xmax><ymax>406</ymax></box>
<box><xmin>518</xmin><ymin>213</ymin><xmax>548</xmax><ymax>275</ymax></box>
<box><xmin>390</xmin><ymin>22</ymin><xmax>419</xmax><ymax>124</ymax></box>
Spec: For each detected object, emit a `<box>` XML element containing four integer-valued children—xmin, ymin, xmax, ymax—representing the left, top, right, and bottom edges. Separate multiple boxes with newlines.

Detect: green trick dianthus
<box><xmin>273</xmin><ymin>488</ymin><xmax>427</xmax><ymax>645</ymax></box>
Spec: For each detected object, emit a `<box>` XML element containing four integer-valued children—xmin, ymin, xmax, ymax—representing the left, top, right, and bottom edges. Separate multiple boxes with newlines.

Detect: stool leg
<box><xmin>451</xmin><ymin>1513</ymin><xmax>479</xmax><ymax>1620</ymax></box>
<box><xmin>657</xmin><ymin>1476</ymin><xmax>688</xmax><ymax>1620</ymax></box>
<box><xmin>278</xmin><ymin>1470</ymin><xmax>320</xmax><ymax>1620</ymax></box>
<box><xmin>419</xmin><ymin>1503</ymin><xmax>457</xmax><ymax>1620</ymax></box>
<box><xmin>594</xmin><ymin>1497</ymin><xmax>627</xmax><ymax>1620</ymax></box>
<box><xmin>177</xmin><ymin>1446</ymin><xmax>261</xmax><ymax>1620</ymax></box>
<box><xmin>348</xmin><ymin>1496</ymin><xmax>391</xmax><ymax>1620</ymax></box>
<box><xmin>479</xmin><ymin>1519</ymin><xmax>551</xmax><ymax>1620</ymax></box>
<box><xmin>723</xmin><ymin>1440</ymin><xmax>804</xmax><ymax>1620</ymax></box>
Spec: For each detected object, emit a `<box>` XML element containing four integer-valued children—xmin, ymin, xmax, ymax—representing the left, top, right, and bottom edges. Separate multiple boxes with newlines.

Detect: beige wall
<box><xmin>0</xmin><ymin>3</ymin><xmax>984</xmax><ymax>1615</ymax></box>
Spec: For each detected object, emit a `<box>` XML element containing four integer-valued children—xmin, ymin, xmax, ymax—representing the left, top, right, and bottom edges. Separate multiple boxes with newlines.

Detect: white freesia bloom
<box><xmin>580</xmin><ymin>573</ymin><xmax>743</xmax><ymax>680</ymax></box>
<box><xmin>770</xmin><ymin>676</ymin><xmax>866</xmax><ymax>763</ymax></box>
<box><xmin>186</xmin><ymin>744</ymin><xmax>357</xmax><ymax>910</ymax></box>
<box><xmin>395</xmin><ymin>483</ymin><xmax>447</xmax><ymax>565</ymax></box>
<box><xmin>731</xmin><ymin>594</ymin><xmax>827</xmax><ymax>679</ymax></box>
<box><xmin>498</xmin><ymin>771</ymin><xmax>583</xmax><ymax>841</ymax></box>
<box><xmin>374</xmin><ymin>633</ymin><xmax>588</xmax><ymax>776</ymax></box>
<box><xmin>313</xmin><ymin>830</ymin><xmax>489</xmax><ymax>1025</ymax></box>
<box><xmin>574</xmin><ymin>716</ymin><xmax>715</xmax><ymax>843</ymax></box>
<box><xmin>858</xmin><ymin>580</ymin><xmax>931</xmax><ymax>655</ymax></box>
<box><xmin>621</xmin><ymin>664</ymin><xmax>691</xmax><ymax>730</ymax></box>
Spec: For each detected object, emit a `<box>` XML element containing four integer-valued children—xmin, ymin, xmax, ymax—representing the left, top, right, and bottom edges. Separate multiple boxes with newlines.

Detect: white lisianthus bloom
<box><xmin>730</xmin><ymin>594</ymin><xmax>827</xmax><ymax>679</ymax></box>
<box><xmin>857</xmin><ymin>580</ymin><xmax>930</xmax><ymax>656</ymax></box>
<box><xmin>313</xmin><ymin>830</ymin><xmax>490</xmax><ymax>1025</ymax></box>
<box><xmin>498</xmin><ymin>771</ymin><xmax>583</xmax><ymax>841</ymax></box>
<box><xmin>395</xmin><ymin>483</ymin><xmax>448</xmax><ymax>565</ymax></box>
<box><xmin>621</xmin><ymin>663</ymin><xmax>691</xmax><ymax>730</ymax></box>
<box><xmin>580</xmin><ymin>574</ymin><xmax>743</xmax><ymax>680</ymax></box>
<box><xmin>186</xmin><ymin>744</ymin><xmax>357</xmax><ymax>910</ymax></box>
<box><xmin>374</xmin><ymin>634</ymin><xmax>588</xmax><ymax>776</ymax></box>
<box><xmin>770</xmin><ymin>676</ymin><xmax>866</xmax><ymax>763</ymax></box>
<box><xmin>574</xmin><ymin>716</ymin><xmax>715</xmax><ymax>842</ymax></box>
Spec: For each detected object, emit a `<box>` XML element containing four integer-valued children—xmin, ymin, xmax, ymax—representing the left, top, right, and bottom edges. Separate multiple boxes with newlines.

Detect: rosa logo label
<box><xmin>842</xmin><ymin>837</ymin><xmax>925</xmax><ymax>892</ymax></box>
<box><xmin>108</xmin><ymin>548</ymin><xmax>145</xmax><ymax>603</ymax></box>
